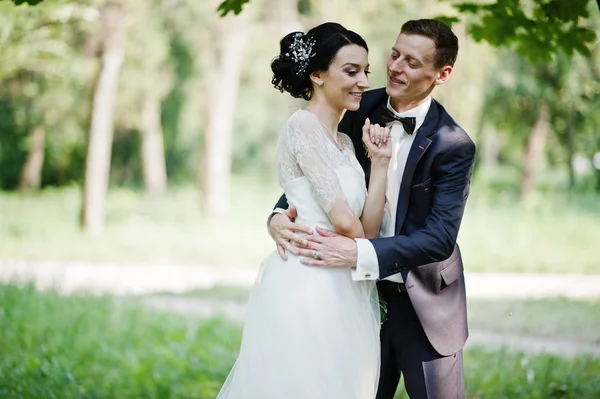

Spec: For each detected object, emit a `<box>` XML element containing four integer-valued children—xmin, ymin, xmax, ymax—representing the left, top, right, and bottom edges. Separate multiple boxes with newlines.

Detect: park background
<box><xmin>0</xmin><ymin>0</ymin><xmax>599</xmax><ymax>397</ymax></box>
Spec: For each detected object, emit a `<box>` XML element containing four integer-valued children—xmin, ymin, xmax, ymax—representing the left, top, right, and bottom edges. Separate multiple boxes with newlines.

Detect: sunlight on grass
<box><xmin>1</xmin><ymin>179</ymin><xmax>599</xmax><ymax>273</ymax></box>
<box><xmin>459</xmin><ymin>193</ymin><xmax>600</xmax><ymax>273</ymax></box>
<box><xmin>0</xmin><ymin>179</ymin><xmax>280</xmax><ymax>267</ymax></box>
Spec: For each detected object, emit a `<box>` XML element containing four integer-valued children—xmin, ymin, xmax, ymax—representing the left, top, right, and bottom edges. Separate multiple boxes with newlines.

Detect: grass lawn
<box><xmin>459</xmin><ymin>193</ymin><xmax>600</xmax><ymax>274</ymax></box>
<box><xmin>395</xmin><ymin>348</ymin><xmax>600</xmax><ymax>399</ymax></box>
<box><xmin>1</xmin><ymin>283</ymin><xmax>599</xmax><ymax>399</ymax></box>
<box><xmin>1</xmin><ymin>179</ymin><xmax>599</xmax><ymax>273</ymax></box>
<box><xmin>0</xmin><ymin>180</ymin><xmax>280</xmax><ymax>268</ymax></box>
<box><xmin>0</xmin><ymin>284</ymin><xmax>241</xmax><ymax>399</ymax></box>
<box><xmin>467</xmin><ymin>298</ymin><xmax>600</xmax><ymax>343</ymax></box>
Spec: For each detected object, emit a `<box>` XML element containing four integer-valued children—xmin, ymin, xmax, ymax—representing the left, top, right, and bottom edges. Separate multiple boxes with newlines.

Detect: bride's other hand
<box><xmin>362</xmin><ymin>118</ymin><xmax>391</xmax><ymax>163</ymax></box>
<box><xmin>268</xmin><ymin>206</ymin><xmax>314</xmax><ymax>260</ymax></box>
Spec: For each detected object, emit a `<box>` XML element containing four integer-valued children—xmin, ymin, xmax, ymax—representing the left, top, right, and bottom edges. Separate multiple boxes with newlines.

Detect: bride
<box><xmin>216</xmin><ymin>22</ymin><xmax>391</xmax><ymax>399</ymax></box>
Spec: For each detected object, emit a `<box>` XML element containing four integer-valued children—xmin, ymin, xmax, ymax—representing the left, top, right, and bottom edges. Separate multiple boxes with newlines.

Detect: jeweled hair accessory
<box><xmin>285</xmin><ymin>32</ymin><xmax>316</xmax><ymax>75</ymax></box>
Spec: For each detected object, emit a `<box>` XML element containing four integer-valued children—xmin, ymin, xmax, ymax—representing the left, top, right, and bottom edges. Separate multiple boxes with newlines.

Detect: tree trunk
<box><xmin>519</xmin><ymin>104</ymin><xmax>550</xmax><ymax>200</ymax></box>
<box><xmin>82</xmin><ymin>2</ymin><xmax>126</xmax><ymax>235</ymax></box>
<box><xmin>141</xmin><ymin>94</ymin><xmax>167</xmax><ymax>195</ymax></box>
<box><xmin>19</xmin><ymin>125</ymin><xmax>45</xmax><ymax>190</ymax></box>
<box><xmin>200</xmin><ymin>16</ymin><xmax>248</xmax><ymax>218</ymax></box>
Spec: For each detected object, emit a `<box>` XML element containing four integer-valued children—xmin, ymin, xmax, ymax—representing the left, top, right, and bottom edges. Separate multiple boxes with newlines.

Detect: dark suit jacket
<box><xmin>274</xmin><ymin>88</ymin><xmax>476</xmax><ymax>356</ymax></box>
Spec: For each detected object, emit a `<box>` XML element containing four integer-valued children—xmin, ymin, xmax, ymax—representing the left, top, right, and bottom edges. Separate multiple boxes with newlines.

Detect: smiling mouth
<box><xmin>350</xmin><ymin>91</ymin><xmax>363</xmax><ymax>97</ymax></box>
<box><xmin>389</xmin><ymin>76</ymin><xmax>406</xmax><ymax>85</ymax></box>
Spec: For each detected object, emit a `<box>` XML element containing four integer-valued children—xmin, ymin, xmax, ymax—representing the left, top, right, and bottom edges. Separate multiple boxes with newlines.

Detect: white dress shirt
<box><xmin>351</xmin><ymin>96</ymin><xmax>432</xmax><ymax>282</ymax></box>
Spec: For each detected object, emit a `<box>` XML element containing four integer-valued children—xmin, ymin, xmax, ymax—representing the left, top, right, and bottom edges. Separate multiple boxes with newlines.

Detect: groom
<box><xmin>269</xmin><ymin>19</ymin><xmax>475</xmax><ymax>398</ymax></box>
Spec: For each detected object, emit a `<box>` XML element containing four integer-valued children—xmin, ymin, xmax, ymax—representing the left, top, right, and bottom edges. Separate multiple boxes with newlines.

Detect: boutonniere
<box><xmin>378</xmin><ymin>293</ymin><xmax>387</xmax><ymax>325</ymax></box>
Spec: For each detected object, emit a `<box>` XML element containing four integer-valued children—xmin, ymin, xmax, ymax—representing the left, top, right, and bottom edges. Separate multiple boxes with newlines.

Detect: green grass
<box><xmin>394</xmin><ymin>349</ymin><xmax>600</xmax><ymax>399</ymax></box>
<box><xmin>2</xmin><ymin>283</ymin><xmax>599</xmax><ymax>399</ymax></box>
<box><xmin>1</xmin><ymin>179</ymin><xmax>599</xmax><ymax>273</ymax></box>
<box><xmin>463</xmin><ymin>348</ymin><xmax>600</xmax><ymax>399</ymax></box>
<box><xmin>0</xmin><ymin>284</ymin><xmax>242</xmax><ymax>399</ymax></box>
<box><xmin>0</xmin><ymin>180</ymin><xmax>280</xmax><ymax>268</ymax></box>
<box><xmin>459</xmin><ymin>193</ymin><xmax>600</xmax><ymax>273</ymax></box>
<box><xmin>467</xmin><ymin>298</ymin><xmax>600</xmax><ymax>343</ymax></box>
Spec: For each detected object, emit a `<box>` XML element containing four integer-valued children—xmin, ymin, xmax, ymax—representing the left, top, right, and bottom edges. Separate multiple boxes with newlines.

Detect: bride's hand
<box><xmin>362</xmin><ymin>118</ymin><xmax>391</xmax><ymax>163</ymax></box>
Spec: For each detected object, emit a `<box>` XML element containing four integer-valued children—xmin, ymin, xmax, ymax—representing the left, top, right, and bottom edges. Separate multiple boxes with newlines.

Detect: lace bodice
<box><xmin>276</xmin><ymin>110</ymin><xmax>366</xmax><ymax>215</ymax></box>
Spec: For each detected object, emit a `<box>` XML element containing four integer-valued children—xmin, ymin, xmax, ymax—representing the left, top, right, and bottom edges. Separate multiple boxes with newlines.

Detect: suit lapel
<box><xmin>394</xmin><ymin>134</ymin><xmax>431</xmax><ymax>234</ymax></box>
<box><xmin>394</xmin><ymin>100</ymin><xmax>440</xmax><ymax>234</ymax></box>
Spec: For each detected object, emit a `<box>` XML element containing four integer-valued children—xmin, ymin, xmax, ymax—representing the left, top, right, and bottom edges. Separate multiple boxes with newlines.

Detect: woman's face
<box><xmin>317</xmin><ymin>44</ymin><xmax>370</xmax><ymax>111</ymax></box>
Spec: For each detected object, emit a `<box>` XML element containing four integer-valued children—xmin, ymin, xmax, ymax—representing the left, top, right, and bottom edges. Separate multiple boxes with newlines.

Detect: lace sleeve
<box><xmin>339</xmin><ymin>133</ymin><xmax>357</xmax><ymax>155</ymax></box>
<box><xmin>280</xmin><ymin>111</ymin><xmax>346</xmax><ymax>213</ymax></box>
<box><xmin>339</xmin><ymin>132</ymin><xmax>366</xmax><ymax>181</ymax></box>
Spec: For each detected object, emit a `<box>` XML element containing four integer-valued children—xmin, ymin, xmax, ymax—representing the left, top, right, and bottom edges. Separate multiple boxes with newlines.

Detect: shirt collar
<box><xmin>386</xmin><ymin>96</ymin><xmax>432</xmax><ymax>132</ymax></box>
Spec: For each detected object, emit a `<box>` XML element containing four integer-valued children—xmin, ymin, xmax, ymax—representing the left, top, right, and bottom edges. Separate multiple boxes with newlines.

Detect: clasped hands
<box><xmin>269</xmin><ymin>119</ymin><xmax>390</xmax><ymax>267</ymax></box>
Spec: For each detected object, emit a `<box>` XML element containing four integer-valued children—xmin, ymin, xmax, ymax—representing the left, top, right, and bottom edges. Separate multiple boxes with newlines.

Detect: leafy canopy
<box><xmin>216</xmin><ymin>0</ymin><xmax>599</xmax><ymax>64</ymax></box>
<box><xmin>5</xmin><ymin>0</ymin><xmax>44</xmax><ymax>5</ymax></box>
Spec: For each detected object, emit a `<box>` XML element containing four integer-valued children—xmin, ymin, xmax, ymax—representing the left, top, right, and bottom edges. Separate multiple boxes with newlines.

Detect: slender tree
<box><xmin>82</xmin><ymin>2</ymin><xmax>126</xmax><ymax>235</ymax></box>
<box><xmin>200</xmin><ymin>13</ymin><xmax>249</xmax><ymax>217</ymax></box>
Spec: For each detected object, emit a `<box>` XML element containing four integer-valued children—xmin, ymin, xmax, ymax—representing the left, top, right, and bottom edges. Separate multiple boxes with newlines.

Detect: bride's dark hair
<box><xmin>271</xmin><ymin>22</ymin><xmax>368</xmax><ymax>101</ymax></box>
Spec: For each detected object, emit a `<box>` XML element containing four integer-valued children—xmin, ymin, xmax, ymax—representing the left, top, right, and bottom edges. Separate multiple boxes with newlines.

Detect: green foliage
<box><xmin>0</xmin><ymin>97</ymin><xmax>28</xmax><ymax>188</ymax></box>
<box><xmin>6</xmin><ymin>0</ymin><xmax>44</xmax><ymax>5</ymax></box>
<box><xmin>476</xmin><ymin>21</ymin><xmax>600</xmax><ymax>191</ymax></box>
<box><xmin>0</xmin><ymin>0</ymin><xmax>212</xmax><ymax>189</ymax></box>
<box><xmin>217</xmin><ymin>0</ymin><xmax>599</xmax><ymax>64</ymax></box>
<box><xmin>447</xmin><ymin>0</ymin><xmax>598</xmax><ymax>63</ymax></box>
<box><xmin>217</xmin><ymin>0</ymin><xmax>250</xmax><ymax>16</ymax></box>
<box><xmin>0</xmin><ymin>283</ymin><xmax>240</xmax><ymax>398</ymax></box>
<box><xmin>0</xmin><ymin>1</ymin><xmax>91</xmax><ymax>189</ymax></box>
<box><xmin>0</xmin><ymin>0</ymin><xmax>598</xmax><ymax>211</ymax></box>
<box><xmin>160</xmin><ymin>33</ymin><xmax>198</xmax><ymax>185</ymax></box>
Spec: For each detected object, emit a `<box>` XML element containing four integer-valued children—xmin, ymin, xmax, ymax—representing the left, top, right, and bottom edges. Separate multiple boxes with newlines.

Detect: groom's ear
<box><xmin>434</xmin><ymin>65</ymin><xmax>452</xmax><ymax>86</ymax></box>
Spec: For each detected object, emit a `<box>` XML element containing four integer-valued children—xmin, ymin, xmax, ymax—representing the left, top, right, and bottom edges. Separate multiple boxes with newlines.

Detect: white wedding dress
<box><xmin>216</xmin><ymin>110</ymin><xmax>380</xmax><ymax>399</ymax></box>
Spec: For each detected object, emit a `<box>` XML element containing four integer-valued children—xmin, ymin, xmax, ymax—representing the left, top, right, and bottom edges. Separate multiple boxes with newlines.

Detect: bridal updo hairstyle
<box><xmin>271</xmin><ymin>22</ymin><xmax>368</xmax><ymax>101</ymax></box>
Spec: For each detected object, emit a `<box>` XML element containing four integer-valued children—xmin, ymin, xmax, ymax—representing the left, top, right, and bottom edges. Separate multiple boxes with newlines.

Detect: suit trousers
<box><xmin>376</xmin><ymin>287</ymin><xmax>465</xmax><ymax>399</ymax></box>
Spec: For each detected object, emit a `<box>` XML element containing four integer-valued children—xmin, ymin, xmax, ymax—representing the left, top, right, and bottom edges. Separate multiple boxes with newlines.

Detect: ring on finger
<box><xmin>313</xmin><ymin>250</ymin><xmax>320</xmax><ymax>260</ymax></box>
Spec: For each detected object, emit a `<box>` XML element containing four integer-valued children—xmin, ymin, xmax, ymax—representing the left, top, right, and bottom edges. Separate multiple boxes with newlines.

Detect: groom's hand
<box><xmin>269</xmin><ymin>206</ymin><xmax>313</xmax><ymax>260</ymax></box>
<box><xmin>298</xmin><ymin>227</ymin><xmax>358</xmax><ymax>268</ymax></box>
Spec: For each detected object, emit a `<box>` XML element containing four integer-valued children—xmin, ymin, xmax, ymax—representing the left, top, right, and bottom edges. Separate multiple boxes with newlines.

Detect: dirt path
<box><xmin>140</xmin><ymin>295</ymin><xmax>600</xmax><ymax>358</ymax></box>
<box><xmin>1</xmin><ymin>259</ymin><xmax>599</xmax><ymax>299</ymax></box>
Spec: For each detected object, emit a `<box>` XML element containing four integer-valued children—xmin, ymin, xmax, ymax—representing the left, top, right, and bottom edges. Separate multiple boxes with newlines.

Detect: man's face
<box><xmin>385</xmin><ymin>33</ymin><xmax>451</xmax><ymax>107</ymax></box>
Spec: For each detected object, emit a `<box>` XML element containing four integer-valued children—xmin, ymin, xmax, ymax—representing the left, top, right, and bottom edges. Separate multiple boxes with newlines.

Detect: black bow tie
<box><xmin>380</xmin><ymin>107</ymin><xmax>417</xmax><ymax>135</ymax></box>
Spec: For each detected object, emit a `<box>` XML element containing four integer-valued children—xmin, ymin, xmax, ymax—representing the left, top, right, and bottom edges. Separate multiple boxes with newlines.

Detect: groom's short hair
<box><xmin>401</xmin><ymin>19</ymin><xmax>458</xmax><ymax>68</ymax></box>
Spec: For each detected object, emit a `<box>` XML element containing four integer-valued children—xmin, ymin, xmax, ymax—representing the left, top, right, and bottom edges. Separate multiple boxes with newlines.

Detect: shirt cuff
<box><xmin>351</xmin><ymin>238</ymin><xmax>380</xmax><ymax>281</ymax></box>
<box><xmin>266</xmin><ymin>208</ymin><xmax>286</xmax><ymax>239</ymax></box>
